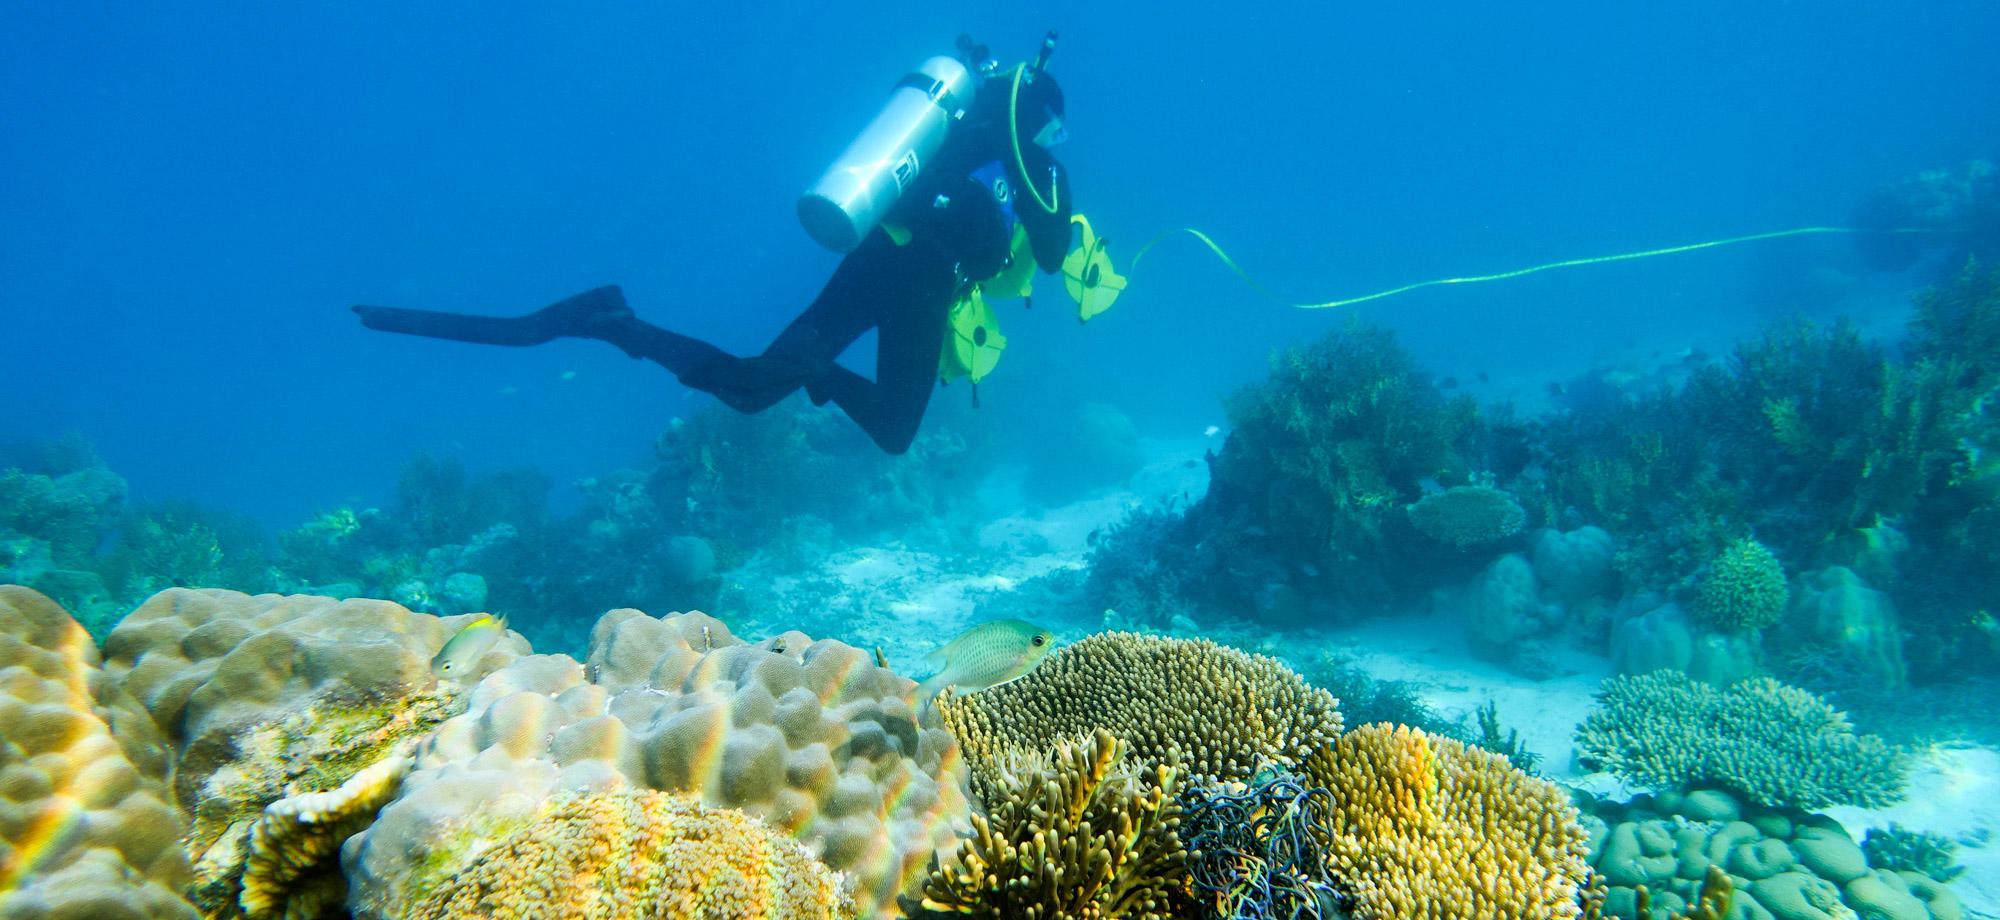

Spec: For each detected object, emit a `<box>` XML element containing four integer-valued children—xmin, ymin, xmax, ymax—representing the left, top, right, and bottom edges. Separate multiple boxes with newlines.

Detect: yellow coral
<box><xmin>1303</xmin><ymin>723</ymin><xmax>1592</xmax><ymax>920</ymax></box>
<box><xmin>936</xmin><ymin>632</ymin><xmax>1341</xmax><ymax>787</ymax></box>
<box><xmin>238</xmin><ymin>752</ymin><xmax>411</xmax><ymax>919</ymax></box>
<box><xmin>920</xmin><ymin>728</ymin><xmax>1187</xmax><ymax>920</ymax></box>
<box><xmin>411</xmin><ymin>789</ymin><xmax>854</xmax><ymax>920</ymax></box>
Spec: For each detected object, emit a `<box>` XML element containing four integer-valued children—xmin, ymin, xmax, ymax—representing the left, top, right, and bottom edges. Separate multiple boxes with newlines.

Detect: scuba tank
<box><xmin>798</xmin><ymin>55</ymin><xmax>980</xmax><ymax>253</ymax></box>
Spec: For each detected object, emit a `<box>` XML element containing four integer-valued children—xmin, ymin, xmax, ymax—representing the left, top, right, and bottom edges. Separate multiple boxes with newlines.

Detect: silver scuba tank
<box><xmin>798</xmin><ymin>55</ymin><xmax>979</xmax><ymax>253</ymax></box>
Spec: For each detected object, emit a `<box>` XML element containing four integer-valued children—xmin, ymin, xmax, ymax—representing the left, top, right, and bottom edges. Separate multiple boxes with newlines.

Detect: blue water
<box><xmin>3</xmin><ymin>1</ymin><xmax>1996</xmax><ymax>522</ymax></box>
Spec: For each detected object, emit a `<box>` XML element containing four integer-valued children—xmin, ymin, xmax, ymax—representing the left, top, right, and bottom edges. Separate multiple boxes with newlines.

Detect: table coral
<box><xmin>1406</xmin><ymin>484</ymin><xmax>1527</xmax><ymax>547</ymax></box>
<box><xmin>410</xmin><ymin>789</ymin><xmax>852</xmax><ymax>920</ymax></box>
<box><xmin>918</xmin><ymin>728</ymin><xmax>1187</xmax><ymax>920</ymax></box>
<box><xmin>0</xmin><ymin>585</ymin><xmax>196</xmax><ymax>919</ymax></box>
<box><xmin>1575</xmin><ymin>671</ymin><xmax>1905</xmax><ymax>809</ymax></box>
<box><xmin>1302</xmin><ymin>722</ymin><xmax>1593</xmax><ymax>920</ymax></box>
<box><xmin>936</xmin><ymin>631</ymin><xmax>1342</xmax><ymax>788</ymax></box>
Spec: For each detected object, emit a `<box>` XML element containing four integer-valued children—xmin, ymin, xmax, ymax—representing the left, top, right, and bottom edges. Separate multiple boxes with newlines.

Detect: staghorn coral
<box><xmin>1406</xmin><ymin>484</ymin><xmax>1527</xmax><ymax>547</ymax></box>
<box><xmin>1693</xmin><ymin>538</ymin><xmax>1789</xmax><ymax>632</ymax></box>
<box><xmin>936</xmin><ymin>632</ymin><xmax>1342</xmax><ymax>787</ymax></box>
<box><xmin>918</xmin><ymin>729</ymin><xmax>1187</xmax><ymax>920</ymax></box>
<box><xmin>1302</xmin><ymin>723</ymin><xmax>1592</xmax><ymax>920</ymax></box>
<box><xmin>0</xmin><ymin>586</ymin><xmax>197</xmax><ymax>919</ymax></box>
<box><xmin>410</xmin><ymin>789</ymin><xmax>853</xmax><ymax>920</ymax></box>
<box><xmin>347</xmin><ymin>609</ymin><xmax>965</xmax><ymax>919</ymax></box>
<box><xmin>1575</xmin><ymin>671</ymin><xmax>1905</xmax><ymax>810</ymax></box>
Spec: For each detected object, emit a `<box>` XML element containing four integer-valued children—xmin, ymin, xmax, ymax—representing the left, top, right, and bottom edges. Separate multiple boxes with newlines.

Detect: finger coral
<box><xmin>411</xmin><ymin>789</ymin><xmax>854</xmax><ymax>920</ymax></box>
<box><xmin>919</xmin><ymin>728</ymin><xmax>1187</xmax><ymax>920</ymax></box>
<box><xmin>1574</xmin><ymin>671</ymin><xmax>1905</xmax><ymax>809</ymax></box>
<box><xmin>0</xmin><ymin>585</ymin><xmax>196</xmax><ymax>919</ymax></box>
<box><xmin>1693</xmin><ymin>538</ymin><xmax>1788</xmax><ymax>632</ymax></box>
<box><xmin>1406</xmin><ymin>484</ymin><xmax>1527</xmax><ymax>547</ymax></box>
<box><xmin>935</xmin><ymin>632</ymin><xmax>1342</xmax><ymax>788</ymax></box>
<box><xmin>1302</xmin><ymin>722</ymin><xmax>1592</xmax><ymax>920</ymax></box>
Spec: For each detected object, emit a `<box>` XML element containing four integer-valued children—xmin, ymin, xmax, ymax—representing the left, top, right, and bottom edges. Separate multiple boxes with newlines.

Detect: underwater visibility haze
<box><xmin>3</xmin><ymin>2</ymin><xmax>2000</xmax><ymax>918</ymax></box>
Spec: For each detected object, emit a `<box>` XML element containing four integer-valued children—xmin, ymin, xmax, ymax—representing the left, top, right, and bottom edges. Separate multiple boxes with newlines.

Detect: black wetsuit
<box><xmin>354</xmin><ymin>73</ymin><xmax>1072</xmax><ymax>454</ymax></box>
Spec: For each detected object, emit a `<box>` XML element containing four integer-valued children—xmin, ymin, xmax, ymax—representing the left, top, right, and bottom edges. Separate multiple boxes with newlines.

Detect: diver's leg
<box><xmin>803</xmin><ymin>245</ymin><xmax>955</xmax><ymax>454</ymax></box>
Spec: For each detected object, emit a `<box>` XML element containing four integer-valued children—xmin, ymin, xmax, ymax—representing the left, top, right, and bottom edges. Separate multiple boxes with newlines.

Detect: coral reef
<box><xmin>917</xmin><ymin>729</ymin><xmax>1187</xmax><ymax>920</ymax></box>
<box><xmin>1301</xmin><ymin>723</ymin><xmax>1593</xmax><ymax>919</ymax></box>
<box><xmin>1575</xmin><ymin>671</ymin><xmax>1905</xmax><ymax>810</ymax></box>
<box><xmin>348</xmin><ymin>608</ymin><xmax>964</xmax><ymax>919</ymax></box>
<box><xmin>1692</xmin><ymin>538</ymin><xmax>1788</xmax><ymax>632</ymax></box>
<box><xmin>0</xmin><ymin>586</ymin><xmax>196</xmax><ymax>919</ymax></box>
<box><xmin>235</xmin><ymin>752</ymin><xmax>410</xmax><ymax>920</ymax></box>
<box><xmin>411</xmin><ymin>789</ymin><xmax>854</xmax><ymax>920</ymax></box>
<box><xmin>1862</xmin><ymin>824</ymin><xmax>1964</xmax><ymax>884</ymax></box>
<box><xmin>1582</xmin><ymin>787</ymin><xmax>1963</xmax><ymax>920</ymax></box>
<box><xmin>935</xmin><ymin>632</ymin><xmax>1343</xmax><ymax>787</ymax></box>
<box><xmin>1406</xmin><ymin>483</ymin><xmax>1527</xmax><ymax>547</ymax></box>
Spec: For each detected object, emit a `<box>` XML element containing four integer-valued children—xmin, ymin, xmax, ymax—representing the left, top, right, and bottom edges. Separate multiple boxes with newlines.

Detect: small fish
<box><xmin>916</xmin><ymin>618</ymin><xmax>1056</xmax><ymax>701</ymax></box>
<box><xmin>1203</xmin><ymin>425</ymin><xmax>1221</xmax><ymax>438</ymax></box>
<box><xmin>559</xmin><ymin>370</ymin><xmax>577</xmax><ymax>381</ymax></box>
<box><xmin>433</xmin><ymin>613</ymin><xmax>507</xmax><ymax>681</ymax></box>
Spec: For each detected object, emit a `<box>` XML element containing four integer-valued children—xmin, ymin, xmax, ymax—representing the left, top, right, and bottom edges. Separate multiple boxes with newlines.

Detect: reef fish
<box><xmin>432</xmin><ymin>613</ymin><xmax>507</xmax><ymax>682</ymax></box>
<box><xmin>916</xmin><ymin>618</ymin><xmax>1056</xmax><ymax>701</ymax></box>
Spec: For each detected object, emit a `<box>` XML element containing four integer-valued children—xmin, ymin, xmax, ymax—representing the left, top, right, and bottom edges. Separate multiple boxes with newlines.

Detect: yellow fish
<box><xmin>432</xmin><ymin>613</ymin><xmax>507</xmax><ymax>682</ymax></box>
<box><xmin>916</xmin><ymin>618</ymin><xmax>1056</xmax><ymax>701</ymax></box>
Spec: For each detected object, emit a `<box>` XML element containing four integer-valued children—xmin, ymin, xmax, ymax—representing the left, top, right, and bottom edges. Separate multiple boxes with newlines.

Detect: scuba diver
<box><xmin>353</xmin><ymin>33</ymin><xmax>1079</xmax><ymax>455</ymax></box>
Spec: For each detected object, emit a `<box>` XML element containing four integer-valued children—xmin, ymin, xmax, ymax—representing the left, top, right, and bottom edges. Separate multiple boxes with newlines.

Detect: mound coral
<box><xmin>1582</xmin><ymin>787</ymin><xmax>1962</xmax><ymax>920</ymax></box>
<box><xmin>347</xmin><ymin>608</ymin><xmax>964</xmax><ymax>919</ymax></box>
<box><xmin>1693</xmin><ymin>538</ymin><xmax>1788</xmax><ymax>632</ymax></box>
<box><xmin>1406</xmin><ymin>484</ymin><xmax>1527</xmax><ymax>547</ymax></box>
<box><xmin>1575</xmin><ymin>671</ymin><xmax>1905</xmax><ymax>809</ymax></box>
<box><xmin>0</xmin><ymin>586</ymin><xmax>196</xmax><ymax>919</ymax></box>
<box><xmin>1302</xmin><ymin>723</ymin><xmax>1592</xmax><ymax>920</ymax></box>
<box><xmin>919</xmin><ymin>729</ymin><xmax>1187</xmax><ymax>920</ymax></box>
<box><xmin>935</xmin><ymin>632</ymin><xmax>1343</xmax><ymax>787</ymax></box>
<box><xmin>412</xmin><ymin>789</ymin><xmax>853</xmax><ymax>920</ymax></box>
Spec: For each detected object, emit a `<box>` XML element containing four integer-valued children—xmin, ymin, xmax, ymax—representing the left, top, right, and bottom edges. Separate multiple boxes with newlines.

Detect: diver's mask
<box><xmin>1033</xmin><ymin>113</ymin><xmax>1068</xmax><ymax>148</ymax></box>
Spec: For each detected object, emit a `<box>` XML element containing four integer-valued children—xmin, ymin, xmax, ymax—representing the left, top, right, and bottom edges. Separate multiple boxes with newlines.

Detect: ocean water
<box><xmin>4</xmin><ymin>2</ymin><xmax>1999</xmax><ymax>917</ymax></box>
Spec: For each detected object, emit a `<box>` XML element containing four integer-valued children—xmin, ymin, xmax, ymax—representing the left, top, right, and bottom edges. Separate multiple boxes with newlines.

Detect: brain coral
<box><xmin>936</xmin><ymin>632</ymin><xmax>1342</xmax><ymax>786</ymax></box>
<box><xmin>347</xmin><ymin>608</ymin><xmax>965</xmax><ymax>919</ymax></box>
<box><xmin>1575</xmin><ymin>671</ymin><xmax>1905</xmax><ymax>810</ymax></box>
<box><xmin>1406</xmin><ymin>484</ymin><xmax>1528</xmax><ymax>547</ymax></box>
<box><xmin>0</xmin><ymin>585</ymin><xmax>196</xmax><ymax>919</ymax></box>
<box><xmin>411</xmin><ymin>789</ymin><xmax>853</xmax><ymax>920</ymax></box>
<box><xmin>1693</xmin><ymin>538</ymin><xmax>1788</xmax><ymax>631</ymax></box>
<box><xmin>920</xmin><ymin>728</ymin><xmax>1188</xmax><ymax>920</ymax></box>
<box><xmin>1302</xmin><ymin>723</ymin><xmax>1592</xmax><ymax>920</ymax></box>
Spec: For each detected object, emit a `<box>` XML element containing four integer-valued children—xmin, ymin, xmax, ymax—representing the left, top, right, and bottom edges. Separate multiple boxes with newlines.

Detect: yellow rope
<box><xmin>1128</xmin><ymin>225</ymin><xmax>1925</xmax><ymax>310</ymax></box>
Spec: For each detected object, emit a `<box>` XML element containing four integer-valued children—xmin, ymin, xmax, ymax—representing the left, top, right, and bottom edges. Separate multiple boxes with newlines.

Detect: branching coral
<box><xmin>919</xmin><ymin>729</ymin><xmax>1187</xmax><ymax>920</ymax></box>
<box><xmin>1302</xmin><ymin>723</ymin><xmax>1592</xmax><ymax>920</ymax></box>
<box><xmin>1575</xmin><ymin>671</ymin><xmax>1906</xmax><ymax>809</ymax></box>
<box><xmin>936</xmin><ymin>632</ymin><xmax>1343</xmax><ymax>787</ymax></box>
<box><xmin>1406</xmin><ymin>484</ymin><xmax>1527</xmax><ymax>547</ymax></box>
<box><xmin>1862</xmin><ymin>824</ymin><xmax>1965</xmax><ymax>883</ymax></box>
<box><xmin>411</xmin><ymin>789</ymin><xmax>854</xmax><ymax>920</ymax></box>
<box><xmin>1693</xmin><ymin>538</ymin><xmax>1788</xmax><ymax>632</ymax></box>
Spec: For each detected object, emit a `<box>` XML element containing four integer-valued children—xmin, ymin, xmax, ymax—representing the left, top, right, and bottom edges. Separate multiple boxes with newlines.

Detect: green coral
<box><xmin>1694</xmin><ymin>538</ymin><xmax>1789</xmax><ymax>631</ymax></box>
<box><xmin>1575</xmin><ymin>671</ymin><xmax>1905</xmax><ymax>810</ymax></box>
<box><xmin>1406</xmin><ymin>483</ymin><xmax>1527</xmax><ymax>547</ymax></box>
<box><xmin>1862</xmin><ymin>824</ymin><xmax>1965</xmax><ymax>883</ymax></box>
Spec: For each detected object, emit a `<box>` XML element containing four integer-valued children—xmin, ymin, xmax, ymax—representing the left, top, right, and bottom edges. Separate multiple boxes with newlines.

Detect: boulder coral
<box><xmin>347</xmin><ymin>608</ymin><xmax>964</xmax><ymax>919</ymax></box>
<box><xmin>1575</xmin><ymin>671</ymin><xmax>1905</xmax><ymax>810</ymax></box>
<box><xmin>0</xmin><ymin>586</ymin><xmax>196</xmax><ymax>919</ymax></box>
<box><xmin>1301</xmin><ymin>723</ymin><xmax>1593</xmax><ymax>919</ymax></box>
<box><xmin>935</xmin><ymin>631</ymin><xmax>1343</xmax><ymax>787</ymax></box>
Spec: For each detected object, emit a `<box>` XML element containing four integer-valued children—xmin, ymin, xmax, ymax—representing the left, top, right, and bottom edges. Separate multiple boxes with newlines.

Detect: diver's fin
<box><xmin>353</xmin><ymin>286</ymin><xmax>630</xmax><ymax>347</ymax></box>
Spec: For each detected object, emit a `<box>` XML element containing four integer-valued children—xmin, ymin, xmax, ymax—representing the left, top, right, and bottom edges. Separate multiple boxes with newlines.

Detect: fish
<box><xmin>916</xmin><ymin>618</ymin><xmax>1056</xmax><ymax>701</ymax></box>
<box><xmin>432</xmin><ymin>613</ymin><xmax>507</xmax><ymax>682</ymax></box>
